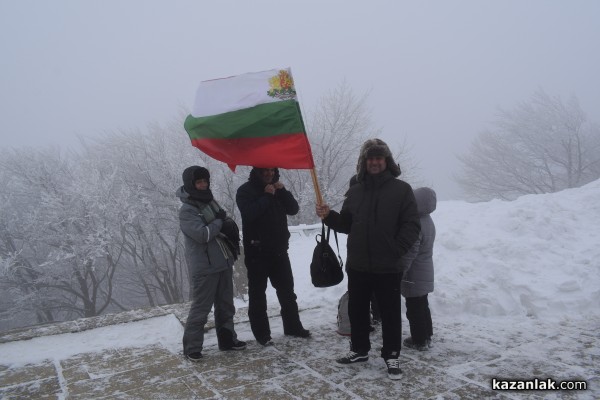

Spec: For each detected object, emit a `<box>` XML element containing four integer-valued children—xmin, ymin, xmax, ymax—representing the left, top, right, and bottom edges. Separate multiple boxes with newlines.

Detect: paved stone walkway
<box><xmin>0</xmin><ymin>304</ymin><xmax>597</xmax><ymax>399</ymax></box>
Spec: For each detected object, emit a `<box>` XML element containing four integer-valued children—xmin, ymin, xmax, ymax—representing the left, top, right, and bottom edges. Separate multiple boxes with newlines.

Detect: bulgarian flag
<box><xmin>184</xmin><ymin>68</ymin><xmax>315</xmax><ymax>171</ymax></box>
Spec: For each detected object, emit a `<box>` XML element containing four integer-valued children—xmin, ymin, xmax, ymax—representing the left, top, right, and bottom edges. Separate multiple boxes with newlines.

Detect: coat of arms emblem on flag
<box><xmin>267</xmin><ymin>70</ymin><xmax>297</xmax><ymax>100</ymax></box>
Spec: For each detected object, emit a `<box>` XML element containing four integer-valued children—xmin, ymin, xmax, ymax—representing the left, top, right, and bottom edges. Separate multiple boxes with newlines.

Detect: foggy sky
<box><xmin>1</xmin><ymin>0</ymin><xmax>599</xmax><ymax>200</ymax></box>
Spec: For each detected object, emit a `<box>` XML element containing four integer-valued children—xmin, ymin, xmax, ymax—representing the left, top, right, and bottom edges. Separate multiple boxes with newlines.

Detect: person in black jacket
<box><xmin>236</xmin><ymin>167</ymin><xmax>310</xmax><ymax>346</ymax></box>
<box><xmin>316</xmin><ymin>139</ymin><xmax>420</xmax><ymax>380</ymax></box>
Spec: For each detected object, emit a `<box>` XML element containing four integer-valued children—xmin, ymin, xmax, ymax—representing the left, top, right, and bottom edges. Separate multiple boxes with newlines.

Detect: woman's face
<box><xmin>194</xmin><ymin>178</ymin><xmax>208</xmax><ymax>190</ymax></box>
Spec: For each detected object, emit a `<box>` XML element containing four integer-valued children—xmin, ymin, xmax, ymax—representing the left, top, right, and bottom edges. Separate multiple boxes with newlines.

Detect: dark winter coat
<box><xmin>176</xmin><ymin>187</ymin><xmax>234</xmax><ymax>274</ymax></box>
<box><xmin>236</xmin><ymin>168</ymin><xmax>299</xmax><ymax>254</ymax></box>
<box><xmin>401</xmin><ymin>187</ymin><xmax>437</xmax><ymax>297</ymax></box>
<box><xmin>324</xmin><ymin>169</ymin><xmax>421</xmax><ymax>274</ymax></box>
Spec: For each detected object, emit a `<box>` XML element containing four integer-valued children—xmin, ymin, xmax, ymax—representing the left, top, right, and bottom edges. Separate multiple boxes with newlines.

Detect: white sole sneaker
<box><xmin>388</xmin><ymin>371</ymin><xmax>402</xmax><ymax>380</ymax></box>
<box><xmin>385</xmin><ymin>358</ymin><xmax>402</xmax><ymax>379</ymax></box>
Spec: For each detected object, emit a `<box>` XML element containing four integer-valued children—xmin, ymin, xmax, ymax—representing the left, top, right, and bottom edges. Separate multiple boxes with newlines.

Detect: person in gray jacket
<box><xmin>176</xmin><ymin>166</ymin><xmax>246</xmax><ymax>362</ymax></box>
<box><xmin>401</xmin><ymin>187</ymin><xmax>437</xmax><ymax>351</ymax></box>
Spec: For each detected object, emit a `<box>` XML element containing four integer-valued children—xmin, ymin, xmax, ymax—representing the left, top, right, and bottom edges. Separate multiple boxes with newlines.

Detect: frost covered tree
<box><xmin>306</xmin><ymin>82</ymin><xmax>378</xmax><ymax>210</ymax></box>
<box><xmin>0</xmin><ymin>124</ymin><xmax>209</xmax><ymax>330</ymax></box>
<box><xmin>283</xmin><ymin>82</ymin><xmax>377</xmax><ymax>224</ymax></box>
<box><xmin>78</xmin><ymin>121</ymin><xmax>204</xmax><ymax>308</ymax></box>
<box><xmin>0</xmin><ymin>147</ymin><xmax>124</xmax><ymax>325</ymax></box>
<box><xmin>0</xmin><ymin>156</ymin><xmax>59</xmax><ymax>327</ymax></box>
<box><xmin>456</xmin><ymin>89</ymin><xmax>600</xmax><ymax>201</ymax></box>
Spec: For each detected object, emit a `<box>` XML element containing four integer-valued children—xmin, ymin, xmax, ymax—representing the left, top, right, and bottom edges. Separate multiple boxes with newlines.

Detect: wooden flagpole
<box><xmin>291</xmin><ymin>83</ymin><xmax>324</xmax><ymax>207</ymax></box>
<box><xmin>310</xmin><ymin>168</ymin><xmax>323</xmax><ymax>206</ymax></box>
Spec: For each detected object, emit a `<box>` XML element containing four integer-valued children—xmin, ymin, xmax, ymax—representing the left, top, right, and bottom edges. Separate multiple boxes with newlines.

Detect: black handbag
<box><xmin>310</xmin><ymin>222</ymin><xmax>344</xmax><ymax>287</ymax></box>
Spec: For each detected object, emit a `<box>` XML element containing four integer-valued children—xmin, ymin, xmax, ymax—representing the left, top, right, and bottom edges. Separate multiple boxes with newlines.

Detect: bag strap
<box><xmin>321</xmin><ymin>220</ymin><xmax>328</xmax><ymax>242</ymax></box>
<box><xmin>321</xmin><ymin>221</ymin><xmax>344</xmax><ymax>268</ymax></box>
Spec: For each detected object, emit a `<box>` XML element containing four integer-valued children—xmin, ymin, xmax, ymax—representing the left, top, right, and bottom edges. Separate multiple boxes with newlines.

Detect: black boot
<box><xmin>284</xmin><ymin>327</ymin><xmax>311</xmax><ymax>338</ymax></box>
<box><xmin>217</xmin><ymin>328</ymin><xmax>247</xmax><ymax>351</ymax></box>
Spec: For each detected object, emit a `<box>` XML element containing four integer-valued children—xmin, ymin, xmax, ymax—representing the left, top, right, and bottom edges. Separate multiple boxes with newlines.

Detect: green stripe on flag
<box><xmin>184</xmin><ymin>99</ymin><xmax>304</xmax><ymax>140</ymax></box>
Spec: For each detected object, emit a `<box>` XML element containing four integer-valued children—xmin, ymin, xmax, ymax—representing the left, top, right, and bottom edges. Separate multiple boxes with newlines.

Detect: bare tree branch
<box><xmin>456</xmin><ymin>89</ymin><xmax>600</xmax><ymax>200</ymax></box>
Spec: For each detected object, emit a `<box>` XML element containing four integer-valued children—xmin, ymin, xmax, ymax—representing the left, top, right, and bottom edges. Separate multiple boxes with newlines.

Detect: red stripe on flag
<box><xmin>191</xmin><ymin>132</ymin><xmax>315</xmax><ymax>170</ymax></box>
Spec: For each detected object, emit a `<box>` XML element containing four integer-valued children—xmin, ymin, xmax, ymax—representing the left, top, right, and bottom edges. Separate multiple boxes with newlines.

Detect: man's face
<box><xmin>260</xmin><ymin>168</ymin><xmax>276</xmax><ymax>184</ymax></box>
<box><xmin>194</xmin><ymin>179</ymin><xmax>208</xmax><ymax>190</ymax></box>
<box><xmin>366</xmin><ymin>156</ymin><xmax>387</xmax><ymax>175</ymax></box>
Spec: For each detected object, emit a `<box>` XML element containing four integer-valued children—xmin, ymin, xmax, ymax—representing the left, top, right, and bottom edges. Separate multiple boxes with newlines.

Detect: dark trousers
<box><xmin>370</xmin><ymin>295</ymin><xmax>381</xmax><ymax>322</ymax></box>
<box><xmin>245</xmin><ymin>251</ymin><xmax>303</xmax><ymax>341</ymax></box>
<box><xmin>405</xmin><ymin>294</ymin><xmax>433</xmax><ymax>345</ymax></box>
<box><xmin>347</xmin><ymin>268</ymin><xmax>402</xmax><ymax>358</ymax></box>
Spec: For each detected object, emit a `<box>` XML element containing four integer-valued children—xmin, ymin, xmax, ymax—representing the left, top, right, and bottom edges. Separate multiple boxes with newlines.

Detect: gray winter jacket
<box><xmin>176</xmin><ymin>187</ymin><xmax>234</xmax><ymax>275</ymax></box>
<box><xmin>401</xmin><ymin>187</ymin><xmax>437</xmax><ymax>297</ymax></box>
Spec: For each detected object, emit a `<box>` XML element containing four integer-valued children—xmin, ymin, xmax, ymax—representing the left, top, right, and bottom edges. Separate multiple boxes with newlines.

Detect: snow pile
<box><xmin>431</xmin><ymin>179</ymin><xmax>600</xmax><ymax>319</ymax></box>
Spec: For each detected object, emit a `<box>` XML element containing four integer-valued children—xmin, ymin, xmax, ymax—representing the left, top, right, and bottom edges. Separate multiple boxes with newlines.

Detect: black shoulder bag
<box><xmin>310</xmin><ymin>221</ymin><xmax>344</xmax><ymax>287</ymax></box>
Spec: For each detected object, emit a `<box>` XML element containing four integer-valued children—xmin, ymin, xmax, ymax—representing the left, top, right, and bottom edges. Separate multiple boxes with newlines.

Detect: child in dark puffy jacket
<box><xmin>401</xmin><ymin>187</ymin><xmax>437</xmax><ymax>351</ymax></box>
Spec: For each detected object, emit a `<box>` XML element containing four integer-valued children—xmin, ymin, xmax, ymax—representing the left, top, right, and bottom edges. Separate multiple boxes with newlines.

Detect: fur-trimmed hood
<box><xmin>355</xmin><ymin>138</ymin><xmax>401</xmax><ymax>182</ymax></box>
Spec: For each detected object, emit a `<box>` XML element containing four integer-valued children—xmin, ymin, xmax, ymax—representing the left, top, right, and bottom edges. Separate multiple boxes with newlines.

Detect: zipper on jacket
<box><xmin>373</xmin><ymin>198</ymin><xmax>379</xmax><ymax>225</ymax></box>
<box><xmin>367</xmin><ymin>183</ymin><xmax>382</xmax><ymax>271</ymax></box>
<box><xmin>366</xmin><ymin>187</ymin><xmax>374</xmax><ymax>271</ymax></box>
<box><xmin>205</xmin><ymin>225</ymin><xmax>212</xmax><ymax>264</ymax></box>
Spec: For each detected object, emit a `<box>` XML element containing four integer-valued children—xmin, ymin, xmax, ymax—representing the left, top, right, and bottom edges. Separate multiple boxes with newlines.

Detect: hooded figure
<box><xmin>177</xmin><ymin>166</ymin><xmax>240</xmax><ymax>258</ymax></box>
<box><xmin>176</xmin><ymin>165</ymin><xmax>246</xmax><ymax>360</ymax></box>
<box><xmin>177</xmin><ymin>165</ymin><xmax>235</xmax><ymax>269</ymax></box>
<box><xmin>235</xmin><ymin>167</ymin><xmax>309</xmax><ymax>345</ymax></box>
<box><xmin>401</xmin><ymin>187</ymin><xmax>437</xmax><ymax>297</ymax></box>
<box><xmin>182</xmin><ymin>166</ymin><xmax>213</xmax><ymax>202</ymax></box>
<box><xmin>400</xmin><ymin>186</ymin><xmax>437</xmax><ymax>351</ymax></box>
<box><xmin>177</xmin><ymin>166</ymin><xmax>219</xmax><ymax>219</ymax></box>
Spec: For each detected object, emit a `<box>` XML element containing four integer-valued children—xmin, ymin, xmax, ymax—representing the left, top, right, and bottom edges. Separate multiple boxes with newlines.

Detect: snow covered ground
<box><xmin>1</xmin><ymin>180</ymin><xmax>599</xmax><ymax>398</ymax></box>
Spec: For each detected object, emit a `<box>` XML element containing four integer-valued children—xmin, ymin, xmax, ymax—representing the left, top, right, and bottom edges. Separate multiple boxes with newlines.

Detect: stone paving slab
<box><xmin>0</xmin><ymin>306</ymin><xmax>597</xmax><ymax>399</ymax></box>
<box><xmin>0</xmin><ymin>376</ymin><xmax>62</xmax><ymax>399</ymax></box>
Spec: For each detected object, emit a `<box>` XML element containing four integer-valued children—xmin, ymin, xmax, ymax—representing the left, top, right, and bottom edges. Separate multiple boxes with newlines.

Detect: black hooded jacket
<box><xmin>324</xmin><ymin>169</ymin><xmax>420</xmax><ymax>274</ymax></box>
<box><xmin>236</xmin><ymin>168</ymin><xmax>299</xmax><ymax>254</ymax></box>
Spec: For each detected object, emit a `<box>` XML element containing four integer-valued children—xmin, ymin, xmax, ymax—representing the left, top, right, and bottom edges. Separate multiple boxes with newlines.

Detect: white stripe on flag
<box><xmin>191</xmin><ymin>68</ymin><xmax>292</xmax><ymax>118</ymax></box>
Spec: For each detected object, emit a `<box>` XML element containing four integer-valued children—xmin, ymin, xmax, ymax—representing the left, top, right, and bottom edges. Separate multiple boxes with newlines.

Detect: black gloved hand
<box><xmin>215</xmin><ymin>209</ymin><xmax>226</xmax><ymax>220</ymax></box>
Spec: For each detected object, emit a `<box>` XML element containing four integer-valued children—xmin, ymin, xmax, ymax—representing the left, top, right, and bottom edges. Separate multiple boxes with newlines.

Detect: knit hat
<box><xmin>355</xmin><ymin>138</ymin><xmax>401</xmax><ymax>182</ymax></box>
